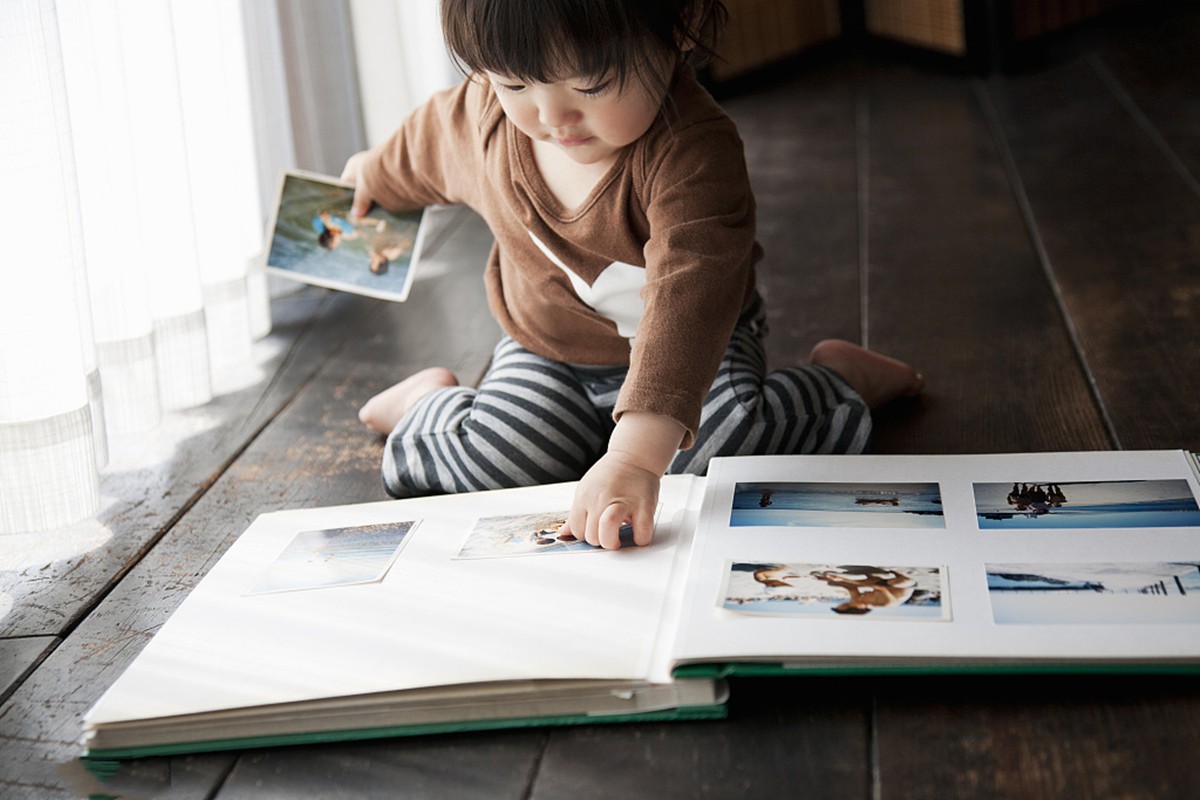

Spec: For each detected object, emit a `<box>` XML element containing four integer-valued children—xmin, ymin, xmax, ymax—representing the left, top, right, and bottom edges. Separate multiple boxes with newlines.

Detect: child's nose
<box><xmin>538</xmin><ymin>96</ymin><xmax>580</xmax><ymax>128</ymax></box>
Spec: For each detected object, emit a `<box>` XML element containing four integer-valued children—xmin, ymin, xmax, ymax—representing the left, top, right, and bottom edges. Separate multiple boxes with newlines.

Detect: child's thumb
<box><xmin>349</xmin><ymin>188</ymin><xmax>371</xmax><ymax>219</ymax></box>
<box><xmin>341</xmin><ymin>152</ymin><xmax>370</xmax><ymax>218</ymax></box>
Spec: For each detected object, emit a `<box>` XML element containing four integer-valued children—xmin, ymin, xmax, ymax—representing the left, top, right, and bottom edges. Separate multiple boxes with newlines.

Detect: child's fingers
<box><xmin>556</xmin><ymin>515</ymin><xmax>579</xmax><ymax>543</ymax></box>
<box><xmin>597</xmin><ymin>503</ymin><xmax>628</xmax><ymax>550</ymax></box>
<box><xmin>340</xmin><ymin>151</ymin><xmax>373</xmax><ymax>218</ymax></box>
<box><xmin>349</xmin><ymin>185</ymin><xmax>373</xmax><ymax>220</ymax></box>
<box><xmin>562</xmin><ymin>505</ymin><xmax>589</xmax><ymax>547</ymax></box>
<box><xmin>629</xmin><ymin>504</ymin><xmax>654</xmax><ymax>547</ymax></box>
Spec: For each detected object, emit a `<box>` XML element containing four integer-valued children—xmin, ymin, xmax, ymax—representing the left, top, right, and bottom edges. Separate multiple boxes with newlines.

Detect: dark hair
<box><xmin>831</xmin><ymin>604</ymin><xmax>872</xmax><ymax>615</ymax></box>
<box><xmin>440</xmin><ymin>0</ymin><xmax>727</xmax><ymax>94</ymax></box>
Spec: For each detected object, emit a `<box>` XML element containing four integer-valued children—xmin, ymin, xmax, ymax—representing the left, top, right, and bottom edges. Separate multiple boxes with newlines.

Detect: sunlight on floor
<box><xmin>0</xmin><ymin>333</ymin><xmax>290</xmax><ymax>583</ymax></box>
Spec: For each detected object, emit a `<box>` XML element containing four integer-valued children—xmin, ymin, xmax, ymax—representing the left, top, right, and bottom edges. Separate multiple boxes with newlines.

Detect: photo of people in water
<box><xmin>987</xmin><ymin>562</ymin><xmax>1200</xmax><ymax>624</ymax></box>
<box><xmin>729</xmin><ymin>482</ymin><xmax>944</xmax><ymax>528</ymax></box>
<box><xmin>454</xmin><ymin>510</ymin><xmax>634</xmax><ymax>559</ymax></box>
<box><xmin>721</xmin><ymin>562</ymin><xmax>949</xmax><ymax>619</ymax></box>
<box><xmin>265</xmin><ymin>171</ymin><xmax>424</xmax><ymax>301</ymax></box>
<box><xmin>973</xmin><ymin>479</ymin><xmax>1200</xmax><ymax>529</ymax></box>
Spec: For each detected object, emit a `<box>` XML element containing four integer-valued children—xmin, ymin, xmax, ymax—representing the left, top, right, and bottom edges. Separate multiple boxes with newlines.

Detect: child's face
<box><xmin>486</xmin><ymin>66</ymin><xmax>669</xmax><ymax>166</ymax></box>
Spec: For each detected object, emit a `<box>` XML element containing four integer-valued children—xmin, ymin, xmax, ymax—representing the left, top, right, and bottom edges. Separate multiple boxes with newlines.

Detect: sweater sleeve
<box><xmin>358</xmin><ymin>78</ymin><xmax>491</xmax><ymax>212</ymax></box>
<box><xmin>613</xmin><ymin>115</ymin><xmax>758</xmax><ymax>450</ymax></box>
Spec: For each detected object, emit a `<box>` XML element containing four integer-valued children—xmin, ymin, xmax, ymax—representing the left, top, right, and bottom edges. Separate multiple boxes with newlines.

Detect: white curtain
<box><xmin>1</xmin><ymin>0</ymin><xmax>270</xmax><ymax>534</ymax></box>
<box><xmin>348</xmin><ymin>0</ymin><xmax>460</xmax><ymax>147</ymax></box>
<box><xmin>1</xmin><ymin>0</ymin><xmax>449</xmax><ymax>535</ymax></box>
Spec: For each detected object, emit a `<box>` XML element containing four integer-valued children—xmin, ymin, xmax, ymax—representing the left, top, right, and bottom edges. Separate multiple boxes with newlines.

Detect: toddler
<box><xmin>344</xmin><ymin>0</ymin><xmax>924</xmax><ymax>549</ymax></box>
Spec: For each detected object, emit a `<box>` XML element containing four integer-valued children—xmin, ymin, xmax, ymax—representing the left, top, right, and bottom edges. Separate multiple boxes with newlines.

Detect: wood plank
<box><xmin>862</xmin><ymin>63</ymin><xmax>1111</xmax><ymax>454</ymax></box>
<box><xmin>214</xmin><ymin>731</ymin><xmax>546</xmax><ymax>800</ymax></box>
<box><xmin>58</xmin><ymin>752</ymin><xmax>237</xmax><ymax>800</ymax></box>
<box><xmin>983</xmin><ymin>46</ymin><xmax>1200</xmax><ymax>451</ymax></box>
<box><xmin>1089</xmin><ymin>5</ymin><xmax>1200</xmax><ymax>181</ymax></box>
<box><xmin>875</xmin><ymin>674</ymin><xmax>1200</xmax><ymax>798</ymax></box>
<box><xmin>531</xmin><ymin>678</ymin><xmax>871</xmax><ymax>799</ymax></box>
<box><xmin>0</xmin><ymin>637</ymin><xmax>56</xmax><ymax>703</ymax></box>
<box><xmin>720</xmin><ymin>60</ymin><xmax>864</xmax><ymax>369</ymax></box>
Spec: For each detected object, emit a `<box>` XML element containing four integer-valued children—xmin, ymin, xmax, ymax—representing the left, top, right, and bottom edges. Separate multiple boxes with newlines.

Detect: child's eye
<box><xmin>578</xmin><ymin>81</ymin><xmax>613</xmax><ymax>97</ymax></box>
<box><xmin>488</xmin><ymin>75</ymin><xmax>526</xmax><ymax>93</ymax></box>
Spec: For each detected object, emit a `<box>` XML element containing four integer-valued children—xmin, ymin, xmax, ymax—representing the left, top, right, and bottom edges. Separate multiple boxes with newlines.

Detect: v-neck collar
<box><xmin>511</xmin><ymin>126</ymin><xmax>629</xmax><ymax>223</ymax></box>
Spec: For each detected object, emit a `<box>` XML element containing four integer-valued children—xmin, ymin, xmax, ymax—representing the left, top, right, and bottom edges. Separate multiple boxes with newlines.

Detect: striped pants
<box><xmin>382</xmin><ymin>297</ymin><xmax>871</xmax><ymax>498</ymax></box>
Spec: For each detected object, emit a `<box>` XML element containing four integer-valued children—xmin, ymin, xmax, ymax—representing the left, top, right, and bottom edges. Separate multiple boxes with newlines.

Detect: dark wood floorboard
<box><xmin>724</xmin><ymin>60</ymin><xmax>864</xmax><ymax>361</ymax></box>
<box><xmin>984</xmin><ymin>50</ymin><xmax>1200</xmax><ymax>451</ymax></box>
<box><xmin>863</xmin><ymin>62</ymin><xmax>1112</xmax><ymax>454</ymax></box>
<box><xmin>531</xmin><ymin>678</ymin><xmax>870</xmax><ymax>799</ymax></box>
<box><xmin>214</xmin><ymin>732</ymin><xmax>547</xmax><ymax>800</ymax></box>
<box><xmin>874</xmin><ymin>674</ymin><xmax>1200</xmax><ymax>799</ymax></box>
<box><xmin>0</xmin><ymin>636</ymin><xmax>56</xmax><ymax>706</ymax></box>
<box><xmin>1085</xmin><ymin>5</ymin><xmax>1200</xmax><ymax>182</ymax></box>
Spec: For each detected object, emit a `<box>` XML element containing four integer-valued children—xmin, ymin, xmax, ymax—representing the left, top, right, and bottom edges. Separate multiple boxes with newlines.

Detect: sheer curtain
<box><xmin>348</xmin><ymin>0</ymin><xmax>460</xmax><ymax>148</ymax></box>
<box><xmin>1</xmin><ymin>0</ymin><xmax>269</xmax><ymax>534</ymax></box>
<box><xmin>1</xmin><ymin>0</ymin><xmax>452</xmax><ymax>536</ymax></box>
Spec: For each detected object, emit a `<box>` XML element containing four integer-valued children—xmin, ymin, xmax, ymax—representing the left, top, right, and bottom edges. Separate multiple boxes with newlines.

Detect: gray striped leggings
<box><xmin>382</xmin><ymin>298</ymin><xmax>871</xmax><ymax>498</ymax></box>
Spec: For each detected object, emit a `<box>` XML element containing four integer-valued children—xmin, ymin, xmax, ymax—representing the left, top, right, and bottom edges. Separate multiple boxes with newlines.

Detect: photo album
<box><xmin>80</xmin><ymin>450</ymin><xmax>1200</xmax><ymax>766</ymax></box>
<box><xmin>263</xmin><ymin>170</ymin><xmax>428</xmax><ymax>302</ymax></box>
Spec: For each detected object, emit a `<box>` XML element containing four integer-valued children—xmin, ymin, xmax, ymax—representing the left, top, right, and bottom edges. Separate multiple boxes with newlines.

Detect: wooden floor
<box><xmin>3</xmin><ymin>5</ymin><xmax>1199</xmax><ymax>798</ymax></box>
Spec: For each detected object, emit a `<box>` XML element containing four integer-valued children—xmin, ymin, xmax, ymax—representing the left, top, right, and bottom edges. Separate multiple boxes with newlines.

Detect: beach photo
<box><xmin>987</xmin><ymin>562</ymin><xmax>1200</xmax><ymax>624</ymax></box>
<box><xmin>264</xmin><ymin>170</ymin><xmax>425</xmax><ymax>301</ymax></box>
<box><xmin>720</xmin><ymin>562</ymin><xmax>949</xmax><ymax>620</ymax></box>
<box><xmin>247</xmin><ymin>520</ymin><xmax>415</xmax><ymax>595</ymax></box>
<box><xmin>454</xmin><ymin>511</ymin><xmax>634</xmax><ymax>559</ymax></box>
<box><xmin>730</xmin><ymin>482</ymin><xmax>944</xmax><ymax>528</ymax></box>
<box><xmin>973</xmin><ymin>479</ymin><xmax>1200</xmax><ymax>529</ymax></box>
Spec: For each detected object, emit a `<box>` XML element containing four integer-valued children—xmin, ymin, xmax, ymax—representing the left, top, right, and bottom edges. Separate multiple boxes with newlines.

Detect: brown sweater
<box><xmin>360</xmin><ymin>69</ymin><xmax>759</xmax><ymax>448</ymax></box>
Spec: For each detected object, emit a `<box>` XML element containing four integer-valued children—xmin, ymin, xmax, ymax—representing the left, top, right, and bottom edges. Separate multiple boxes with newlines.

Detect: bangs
<box><xmin>442</xmin><ymin>0</ymin><xmax>670</xmax><ymax>88</ymax></box>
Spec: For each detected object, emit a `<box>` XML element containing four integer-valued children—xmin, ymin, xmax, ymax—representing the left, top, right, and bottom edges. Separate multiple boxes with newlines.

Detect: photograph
<box><xmin>973</xmin><ymin>479</ymin><xmax>1200</xmax><ymax>529</ymax></box>
<box><xmin>454</xmin><ymin>511</ymin><xmax>634</xmax><ymax>559</ymax></box>
<box><xmin>263</xmin><ymin>170</ymin><xmax>426</xmax><ymax>301</ymax></box>
<box><xmin>246</xmin><ymin>520</ymin><xmax>416</xmax><ymax>595</ymax></box>
<box><xmin>987</xmin><ymin>562</ymin><xmax>1200</xmax><ymax>624</ymax></box>
<box><xmin>730</xmin><ymin>482</ymin><xmax>944</xmax><ymax>528</ymax></box>
<box><xmin>720</xmin><ymin>562</ymin><xmax>949</xmax><ymax>620</ymax></box>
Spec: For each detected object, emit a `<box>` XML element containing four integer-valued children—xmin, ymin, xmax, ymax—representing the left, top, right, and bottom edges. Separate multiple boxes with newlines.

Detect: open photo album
<box><xmin>263</xmin><ymin>170</ymin><xmax>428</xmax><ymax>302</ymax></box>
<box><xmin>81</xmin><ymin>450</ymin><xmax>1200</xmax><ymax>765</ymax></box>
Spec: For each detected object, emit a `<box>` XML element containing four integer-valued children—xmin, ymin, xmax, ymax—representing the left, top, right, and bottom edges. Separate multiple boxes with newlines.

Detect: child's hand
<box><xmin>560</xmin><ymin>412</ymin><xmax>686</xmax><ymax>550</ymax></box>
<box><xmin>563</xmin><ymin>452</ymin><xmax>660</xmax><ymax>550</ymax></box>
<box><xmin>340</xmin><ymin>150</ymin><xmax>374</xmax><ymax>219</ymax></box>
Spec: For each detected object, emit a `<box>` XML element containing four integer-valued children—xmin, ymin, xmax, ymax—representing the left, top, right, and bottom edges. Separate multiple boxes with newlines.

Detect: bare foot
<box><xmin>358</xmin><ymin>367</ymin><xmax>458</xmax><ymax>434</ymax></box>
<box><xmin>809</xmin><ymin>339</ymin><xmax>924</xmax><ymax>410</ymax></box>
